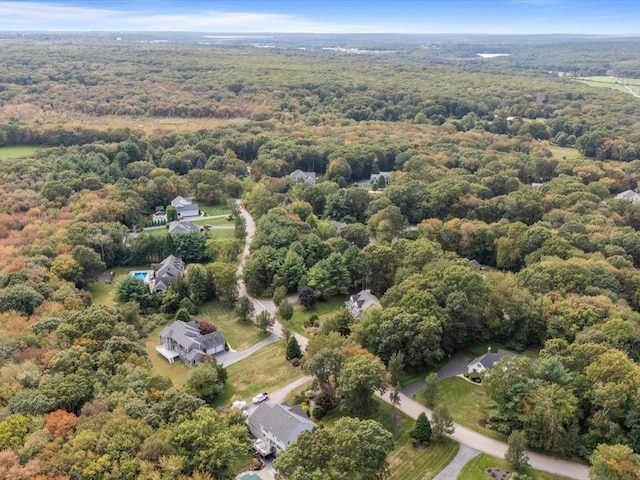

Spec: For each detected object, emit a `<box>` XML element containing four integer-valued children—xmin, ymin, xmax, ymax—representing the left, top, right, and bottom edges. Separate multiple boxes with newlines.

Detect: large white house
<box><xmin>149</xmin><ymin>255</ymin><xmax>185</xmax><ymax>293</ymax></box>
<box><xmin>345</xmin><ymin>289</ymin><xmax>381</xmax><ymax>319</ymax></box>
<box><xmin>467</xmin><ymin>348</ymin><xmax>519</xmax><ymax>374</ymax></box>
<box><xmin>615</xmin><ymin>190</ymin><xmax>640</xmax><ymax>204</ymax></box>
<box><xmin>157</xmin><ymin>320</ymin><xmax>226</xmax><ymax>366</ymax></box>
<box><xmin>289</xmin><ymin>170</ymin><xmax>317</xmax><ymax>185</ymax></box>
<box><xmin>171</xmin><ymin>196</ymin><xmax>200</xmax><ymax>218</ymax></box>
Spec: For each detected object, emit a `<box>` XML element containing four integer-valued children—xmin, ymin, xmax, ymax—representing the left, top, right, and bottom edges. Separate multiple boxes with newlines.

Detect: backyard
<box><xmin>199</xmin><ymin>302</ymin><xmax>269</xmax><ymax>350</ymax></box>
<box><xmin>144</xmin><ymin>324</ymin><xmax>190</xmax><ymax>387</ymax></box>
<box><xmin>458</xmin><ymin>453</ymin><xmax>572</xmax><ymax>480</ymax></box>
<box><xmin>88</xmin><ymin>265</ymin><xmax>147</xmax><ymax>306</ymax></box>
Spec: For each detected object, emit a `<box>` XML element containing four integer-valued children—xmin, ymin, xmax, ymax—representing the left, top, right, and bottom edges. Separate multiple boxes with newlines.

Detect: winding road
<box><xmin>234</xmin><ymin>200</ymin><xmax>589</xmax><ymax>480</ymax></box>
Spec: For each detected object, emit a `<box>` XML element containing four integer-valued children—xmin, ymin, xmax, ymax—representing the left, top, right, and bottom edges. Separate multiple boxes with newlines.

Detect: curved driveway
<box><xmin>235</xmin><ymin>201</ymin><xmax>589</xmax><ymax>480</ymax></box>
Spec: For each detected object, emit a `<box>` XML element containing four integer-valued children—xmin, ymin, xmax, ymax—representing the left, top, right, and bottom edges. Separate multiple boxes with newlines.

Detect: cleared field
<box><xmin>200</xmin><ymin>204</ymin><xmax>233</xmax><ymax>216</ymax></box>
<box><xmin>577</xmin><ymin>76</ymin><xmax>640</xmax><ymax>96</ymax></box>
<box><xmin>198</xmin><ymin>302</ymin><xmax>268</xmax><ymax>350</ymax></box>
<box><xmin>416</xmin><ymin>376</ymin><xmax>506</xmax><ymax>442</ymax></box>
<box><xmin>216</xmin><ymin>342</ymin><xmax>303</xmax><ymax>406</ymax></box>
<box><xmin>458</xmin><ymin>453</ymin><xmax>573</xmax><ymax>480</ymax></box>
<box><xmin>88</xmin><ymin>265</ymin><xmax>148</xmax><ymax>306</ymax></box>
<box><xmin>0</xmin><ymin>145</ymin><xmax>42</xmax><ymax>159</ymax></box>
<box><xmin>548</xmin><ymin>145</ymin><xmax>581</xmax><ymax>161</ymax></box>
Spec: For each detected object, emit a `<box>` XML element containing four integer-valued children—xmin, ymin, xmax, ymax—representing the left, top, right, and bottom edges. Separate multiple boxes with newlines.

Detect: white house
<box><xmin>149</xmin><ymin>255</ymin><xmax>185</xmax><ymax>293</ymax></box>
<box><xmin>370</xmin><ymin>171</ymin><xmax>391</xmax><ymax>186</ymax></box>
<box><xmin>247</xmin><ymin>403</ymin><xmax>315</xmax><ymax>456</ymax></box>
<box><xmin>467</xmin><ymin>348</ymin><xmax>519</xmax><ymax>374</ymax></box>
<box><xmin>345</xmin><ymin>289</ymin><xmax>381</xmax><ymax>319</ymax></box>
<box><xmin>289</xmin><ymin>170</ymin><xmax>317</xmax><ymax>185</ymax></box>
<box><xmin>615</xmin><ymin>190</ymin><xmax>640</xmax><ymax>204</ymax></box>
<box><xmin>171</xmin><ymin>196</ymin><xmax>200</xmax><ymax>218</ymax></box>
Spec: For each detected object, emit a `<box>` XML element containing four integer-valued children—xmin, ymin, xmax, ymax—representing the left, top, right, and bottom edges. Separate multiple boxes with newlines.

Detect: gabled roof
<box><xmin>171</xmin><ymin>196</ymin><xmax>193</xmax><ymax>208</ymax></box>
<box><xmin>616</xmin><ymin>190</ymin><xmax>640</xmax><ymax>204</ymax></box>
<box><xmin>289</xmin><ymin>170</ymin><xmax>317</xmax><ymax>184</ymax></box>
<box><xmin>168</xmin><ymin>221</ymin><xmax>200</xmax><ymax>234</ymax></box>
<box><xmin>345</xmin><ymin>289</ymin><xmax>381</xmax><ymax>319</ymax></box>
<box><xmin>152</xmin><ymin>255</ymin><xmax>185</xmax><ymax>278</ymax></box>
<box><xmin>159</xmin><ymin>320</ymin><xmax>225</xmax><ymax>352</ymax></box>
<box><xmin>468</xmin><ymin>348</ymin><xmax>519</xmax><ymax>370</ymax></box>
<box><xmin>248</xmin><ymin>403</ymin><xmax>315</xmax><ymax>447</ymax></box>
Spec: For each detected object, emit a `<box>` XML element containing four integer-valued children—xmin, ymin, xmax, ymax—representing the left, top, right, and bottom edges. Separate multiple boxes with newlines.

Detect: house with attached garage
<box><xmin>345</xmin><ymin>289</ymin><xmax>381</xmax><ymax>319</ymax></box>
<box><xmin>171</xmin><ymin>195</ymin><xmax>200</xmax><ymax>218</ymax></box>
<box><xmin>157</xmin><ymin>319</ymin><xmax>226</xmax><ymax>366</ymax></box>
<box><xmin>167</xmin><ymin>220</ymin><xmax>201</xmax><ymax>235</ymax></box>
<box><xmin>247</xmin><ymin>402</ymin><xmax>315</xmax><ymax>456</ymax></box>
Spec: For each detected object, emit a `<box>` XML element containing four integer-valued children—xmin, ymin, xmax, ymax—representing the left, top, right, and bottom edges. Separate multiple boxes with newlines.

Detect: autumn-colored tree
<box><xmin>44</xmin><ymin>409</ymin><xmax>77</xmax><ymax>439</ymax></box>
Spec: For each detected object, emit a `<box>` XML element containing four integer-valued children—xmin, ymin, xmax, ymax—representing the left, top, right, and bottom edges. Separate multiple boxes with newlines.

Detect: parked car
<box><xmin>252</xmin><ymin>392</ymin><xmax>269</xmax><ymax>404</ymax></box>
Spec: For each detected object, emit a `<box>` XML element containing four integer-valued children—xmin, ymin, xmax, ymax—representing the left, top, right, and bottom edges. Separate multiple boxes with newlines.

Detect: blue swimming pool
<box><xmin>238</xmin><ymin>474</ymin><xmax>261</xmax><ymax>480</ymax></box>
<box><xmin>132</xmin><ymin>271</ymin><xmax>149</xmax><ymax>281</ymax></box>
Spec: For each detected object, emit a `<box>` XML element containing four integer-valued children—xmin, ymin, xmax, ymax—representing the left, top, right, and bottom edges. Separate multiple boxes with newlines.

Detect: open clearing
<box><xmin>577</xmin><ymin>75</ymin><xmax>640</xmax><ymax>96</ymax></box>
<box><xmin>458</xmin><ymin>453</ymin><xmax>572</xmax><ymax>480</ymax></box>
<box><xmin>199</xmin><ymin>302</ymin><xmax>268</xmax><ymax>350</ymax></box>
<box><xmin>216</xmin><ymin>342</ymin><xmax>302</xmax><ymax>406</ymax></box>
<box><xmin>0</xmin><ymin>145</ymin><xmax>42</xmax><ymax>159</ymax></box>
<box><xmin>284</xmin><ymin>296</ymin><xmax>347</xmax><ymax>335</ymax></box>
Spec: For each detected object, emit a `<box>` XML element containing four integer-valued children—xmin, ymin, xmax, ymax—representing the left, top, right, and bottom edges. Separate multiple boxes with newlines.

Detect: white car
<box><xmin>252</xmin><ymin>392</ymin><xmax>269</xmax><ymax>404</ymax></box>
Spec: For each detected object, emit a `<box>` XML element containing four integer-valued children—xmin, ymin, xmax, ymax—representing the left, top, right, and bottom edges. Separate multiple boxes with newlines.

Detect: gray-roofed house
<box><xmin>289</xmin><ymin>170</ymin><xmax>317</xmax><ymax>185</ymax></box>
<box><xmin>171</xmin><ymin>196</ymin><xmax>200</xmax><ymax>218</ymax></box>
<box><xmin>467</xmin><ymin>348</ymin><xmax>519</xmax><ymax>374</ymax></box>
<box><xmin>615</xmin><ymin>190</ymin><xmax>640</xmax><ymax>204</ymax></box>
<box><xmin>345</xmin><ymin>289</ymin><xmax>381</xmax><ymax>319</ymax></box>
<box><xmin>157</xmin><ymin>320</ymin><xmax>226</xmax><ymax>366</ymax></box>
<box><xmin>168</xmin><ymin>221</ymin><xmax>201</xmax><ymax>235</ymax></box>
<box><xmin>149</xmin><ymin>255</ymin><xmax>185</xmax><ymax>293</ymax></box>
<box><xmin>370</xmin><ymin>171</ymin><xmax>391</xmax><ymax>186</ymax></box>
<box><xmin>332</xmin><ymin>220</ymin><xmax>348</xmax><ymax>233</ymax></box>
<box><xmin>247</xmin><ymin>402</ymin><xmax>315</xmax><ymax>456</ymax></box>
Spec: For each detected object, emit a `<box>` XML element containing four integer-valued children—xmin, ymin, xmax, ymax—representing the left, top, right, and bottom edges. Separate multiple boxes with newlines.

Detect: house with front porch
<box><xmin>157</xmin><ymin>320</ymin><xmax>226</xmax><ymax>366</ymax></box>
<box><xmin>247</xmin><ymin>402</ymin><xmax>315</xmax><ymax>456</ymax></box>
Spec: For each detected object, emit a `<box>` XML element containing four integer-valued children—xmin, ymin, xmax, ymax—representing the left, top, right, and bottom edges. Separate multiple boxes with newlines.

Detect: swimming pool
<box><xmin>238</xmin><ymin>474</ymin><xmax>261</xmax><ymax>480</ymax></box>
<box><xmin>129</xmin><ymin>270</ymin><xmax>151</xmax><ymax>282</ymax></box>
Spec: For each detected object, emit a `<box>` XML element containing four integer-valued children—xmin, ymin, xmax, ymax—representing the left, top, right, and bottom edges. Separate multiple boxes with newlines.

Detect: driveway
<box><xmin>216</xmin><ymin>334</ymin><xmax>280</xmax><ymax>367</ymax></box>
<box><xmin>433</xmin><ymin>444</ymin><xmax>480</xmax><ymax>480</ymax></box>
<box><xmin>401</xmin><ymin>356</ymin><xmax>469</xmax><ymax>397</ymax></box>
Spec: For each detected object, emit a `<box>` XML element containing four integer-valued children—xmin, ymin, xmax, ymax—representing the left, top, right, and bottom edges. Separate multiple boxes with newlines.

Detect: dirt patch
<box><xmin>477</xmin><ymin>418</ymin><xmax>488</xmax><ymax>428</ymax></box>
<box><xmin>485</xmin><ymin>467</ymin><xmax>510</xmax><ymax>480</ymax></box>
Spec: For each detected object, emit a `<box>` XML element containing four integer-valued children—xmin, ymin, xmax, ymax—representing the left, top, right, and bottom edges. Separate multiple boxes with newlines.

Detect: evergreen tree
<box><xmin>286</xmin><ymin>336</ymin><xmax>302</xmax><ymax>360</ymax></box>
<box><xmin>411</xmin><ymin>412</ymin><xmax>433</xmax><ymax>446</ymax></box>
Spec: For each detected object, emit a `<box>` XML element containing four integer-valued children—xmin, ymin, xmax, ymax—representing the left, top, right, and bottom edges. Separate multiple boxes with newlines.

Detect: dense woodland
<box><xmin>0</xmin><ymin>35</ymin><xmax>640</xmax><ymax>479</ymax></box>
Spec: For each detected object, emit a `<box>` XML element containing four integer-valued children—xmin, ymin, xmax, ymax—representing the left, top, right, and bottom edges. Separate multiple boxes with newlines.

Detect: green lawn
<box><xmin>192</xmin><ymin>216</ymin><xmax>233</xmax><ymax>226</ymax></box>
<box><xmin>416</xmin><ymin>377</ymin><xmax>506</xmax><ymax>442</ymax></box>
<box><xmin>458</xmin><ymin>453</ymin><xmax>572</xmax><ymax>480</ymax></box>
<box><xmin>284</xmin><ymin>297</ymin><xmax>347</xmax><ymax>335</ymax></box>
<box><xmin>548</xmin><ymin>145</ymin><xmax>582</xmax><ymax>161</ymax></box>
<box><xmin>199</xmin><ymin>302</ymin><xmax>268</xmax><ymax>350</ymax></box>
<box><xmin>216</xmin><ymin>342</ymin><xmax>303</xmax><ymax>406</ymax></box>
<box><xmin>389</xmin><ymin>438</ymin><xmax>459</xmax><ymax>480</ymax></box>
<box><xmin>88</xmin><ymin>265</ymin><xmax>148</xmax><ymax>306</ymax></box>
<box><xmin>200</xmin><ymin>204</ymin><xmax>233</xmax><ymax>216</ymax></box>
<box><xmin>144</xmin><ymin>324</ymin><xmax>190</xmax><ymax>387</ymax></box>
<box><xmin>0</xmin><ymin>145</ymin><xmax>43</xmax><ymax>159</ymax></box>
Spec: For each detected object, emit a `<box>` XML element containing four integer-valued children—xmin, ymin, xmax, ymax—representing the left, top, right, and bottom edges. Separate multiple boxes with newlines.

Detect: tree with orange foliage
<box><xmin>44</xmin><ymin>410</ymin><xmax>77</xmax><ymax>439</ymax></box>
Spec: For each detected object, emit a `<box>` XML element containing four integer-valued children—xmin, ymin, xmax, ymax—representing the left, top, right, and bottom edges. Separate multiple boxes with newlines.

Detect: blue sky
<box><xmin>0</xmin><ymin>1</ymin><xmax>639</xmax><ymax>35</ymax></box>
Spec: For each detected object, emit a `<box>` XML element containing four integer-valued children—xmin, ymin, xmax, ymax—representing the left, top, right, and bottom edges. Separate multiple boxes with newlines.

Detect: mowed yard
<box><xmin>283</xmin><ymin>296</ymin><xmax>347</xmax><ymax>335</ymax></box>
<box><xmin>88</xmin><ymin>265</ymin><xmax>148</xmax><ymax>306</ymax></box>
<box><xmin>0</xmin><ymin>145</ymin><xmax>43</xmax><ymax>159</ymax></box>
<box><xmin>199</xmin><ymin>303</ymin><xmax>268</xmax><ymax>351</ymax></box>
<box><xmin>216</xmin><ymin>342</ymin><xmax>303</xmax><ymax>406</ymax></box>
<box><xmin>458</xmin><ymin>453</ymin><xmax>573</xmax><ymax>480</ymax></box>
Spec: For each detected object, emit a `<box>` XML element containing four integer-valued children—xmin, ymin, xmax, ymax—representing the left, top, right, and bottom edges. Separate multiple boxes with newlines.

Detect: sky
<box><xmin>0</xmin><ymin>0</ymin><xmax>639</xmax><ymax>35</ymax></box>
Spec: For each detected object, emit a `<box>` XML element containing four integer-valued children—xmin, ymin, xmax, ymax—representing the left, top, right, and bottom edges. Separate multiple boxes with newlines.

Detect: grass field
<box><xmin>144</xmin><ymin>324</ymin><xmax>190</xmax><ymax>387</ymax></box>
<box><xmin>192</xmin><ymin>216</ymin><xmax>234</xmax><ymax>226</ymax></box>
<box><xmin>0</xmin><ymin>145</ymin><xmax>42</xmax><ymax>159</ymax></box>
<box><xmin>577</xmin><ymin>76</ymin><xmax>640</xmax><ymax>95</ymax></box>
<box><xmin>199</xmin><ymin>302</ymin><xmax>268</xmax><ymax>350</ymax></box>
<box><xmin>548</xmin><ymin>145</ymin><xmax>582</xmax><ymax>161</ymax></box>
<box><xmin>458</xmin><ymin>453</ymin><xmax>572</xmax><ymax>480</ymax></box>
<box><xmin>200</xmin><ymin>204</ymin><xmax>233</xmax><ymax>216</ymax></box>
<box><xmin>216</xmin><ymin>342</ymin><xmax>303</xmax><ymax>406</ymax></box>
<box><xmin>284</xmin><ymin>297</ymin><xmax>347</xmax><ymax>335</ymax></box>
<box><xmin>416</xmin><ymin>376</ymin><xmax>506</xmax><ymax>442</ymax></box>
<box><xmin>88</xmin><ymin>265</ymin><xmax>148</xmax><ymax>306</ymax></box>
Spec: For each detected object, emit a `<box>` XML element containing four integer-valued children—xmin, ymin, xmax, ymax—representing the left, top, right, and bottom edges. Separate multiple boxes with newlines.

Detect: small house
<box><xmin>247</xmin><ymin>403</ymin><xmax>315</xmax><ymax>456</ymax></box>
<box><xmin>171</xmin><ymin>196</ymin><xmax>200</xmax><ymax>218</ymax></box>
<box><xmin>370</xmin><ymin>172</ymin><xmax>391</xmax><ymax>186</ymax></box>
<box><xmin>345</xmin><ymin>289</ymin><xmax>381</xmax><ymax>319</ymax></box>
<box><xmin>289</xmin><ymin>170</ymin><xmax>317</xmax><ymax>185</ymax></box>
<box><xmin>467</xmin><ymin>348</ymin><xmax>519</xmax><ymax>374</ymax></box>
<box><xmin>168</xmin><ymin>221</ymin><xmax>201</xmax><ymax>235</ymax></box>
<box><xmin>615</xmin><ymin>190</ymin><xmax>640</xmax><ymax>204</ymax></box>
<box><xmin>157</xmin><ymin>320</ymin><xmax>225</xmax><ymax>366</ymax></box>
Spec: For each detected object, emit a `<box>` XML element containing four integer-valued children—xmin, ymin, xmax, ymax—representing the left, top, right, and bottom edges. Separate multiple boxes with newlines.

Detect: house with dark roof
<box><xmin>157</xmin><ymin>320</ymin><xmax>225</xmax><ymax>366</ymax></box>
<box><xmin>345</xmin><ymin>289</ymin><xmax>381</xmax><ymax>319</ymax></box>
<box><xmin>247</xmin><ymin>403</ymin><xmax>315</xmax><ymax>456</ymax></box>
<box><xmin>168</xmin><ymin>221</ymin><xmax>201</xmax><ymax>235</ymax></box>
<box><xmin>149</xmin><ymin>255</ymin><xmax>185</xmax><ymax>293</ymax></box>
<box><xmin>171</xmin><ymin>196</ymin><xmax>200</xmax><ymax>218</ymax></box>
<box><xmin>467</xmin><ymin>348</ymin><xmax>519</xmax><ymax>374</ymax></box>
<box><xmin>289</xmin><ymin>170</ymin><xmax>317</xmax><ymax>185</ymax></box>
<box><xmin>370</xmin><ymin>171</ymin><xmax>391</xmax><ymax>186</ymax></box>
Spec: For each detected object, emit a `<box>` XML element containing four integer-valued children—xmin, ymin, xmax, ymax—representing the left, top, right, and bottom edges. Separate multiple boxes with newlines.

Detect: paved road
<box><xmin>377</xmin><ymin>390</ymin><xmax>589</xmax><ymax>480</ymax></box>
<box><xmin>235</xmin><ymin>202</ymin><xmax>589</xmax><ymax>480</ymax></box>
<box><xmin>402</xmin><ymin>356</ymin><xmax>470</xmax><ymax>397</ymax></box>
<box><xmin>216</xmin><ymin>334</ymin><xmax>280</xmax><ymax>368</ymax></box>
<box><xmin>433</xmin><ymin>444</ymin><xmax>480</xmax><ymax>480</ymax></box>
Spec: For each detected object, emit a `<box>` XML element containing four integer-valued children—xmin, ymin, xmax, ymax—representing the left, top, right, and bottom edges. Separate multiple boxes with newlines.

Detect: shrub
<box><xmin>312</xmin><ymin>405</ymin><xmax>326</xmax><ymax>420</ymax></box>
